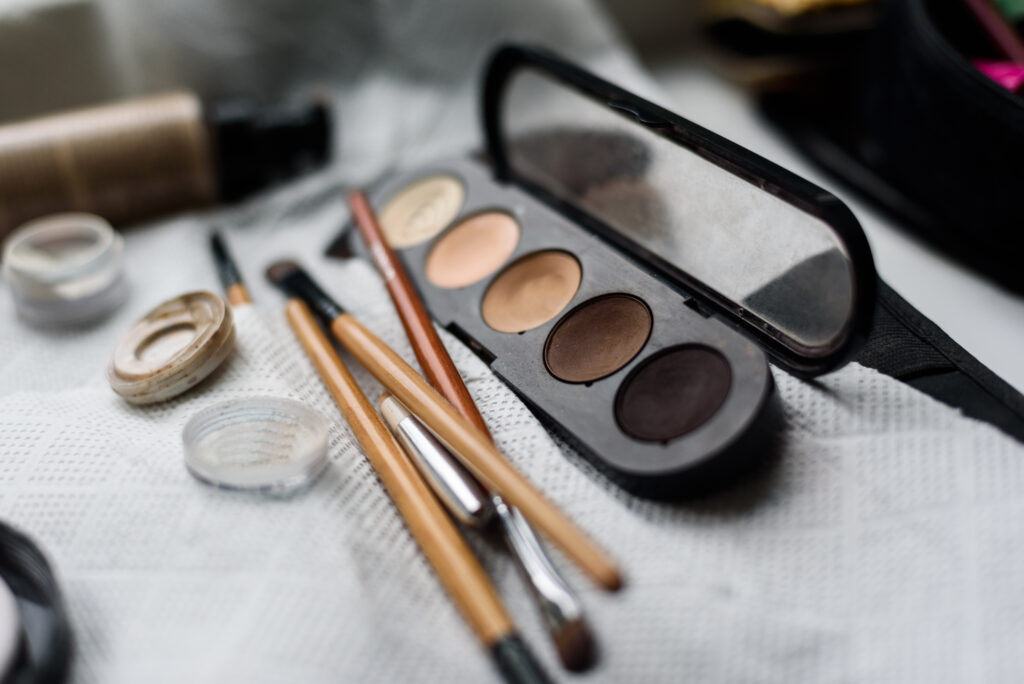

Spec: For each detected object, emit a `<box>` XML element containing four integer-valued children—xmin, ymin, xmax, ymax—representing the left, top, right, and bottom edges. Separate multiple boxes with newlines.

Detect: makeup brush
<box><xmin>265</xmin><ymin>260</ymin><xmax>622</xmax><ymax>592</ymax></box>
<box><xmin>381</xmin><ymin>395</ymin><xmax>595</xmax><ymax>671</ymax></box>
<box><xmin>209</xmin><ymin>231</ymin><xmax>252</xmax><ymax>306</ymax></box>
<box><xmin>280</xmin><ymin>296</ymin><xmax>551</xmax><ymax>684</ymax></box>
<box><xmin>349</xmin><ymin>189</ymin><xmax>595</xmax><ymax>669</ymax></box>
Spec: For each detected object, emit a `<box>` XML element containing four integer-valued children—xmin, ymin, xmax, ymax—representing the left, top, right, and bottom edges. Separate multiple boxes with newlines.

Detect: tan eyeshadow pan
<box><xmin>481</xmin><ymin>250</ymin><xmax>581</xmax><ymax>333</ymax></box>
<box><xmin>379</xmin><ymin>174</ymin><xmax>465</xmax><ymax>248</ymax></box>
<box><xmin>544</xmin><ymin>293</ymin><xmax>652</xmax><ymax>383</ymax></box>
<box><xmin>425</xmin><ymin>211</ymin><xmax>520</xmax><ymax>289</ymax></box>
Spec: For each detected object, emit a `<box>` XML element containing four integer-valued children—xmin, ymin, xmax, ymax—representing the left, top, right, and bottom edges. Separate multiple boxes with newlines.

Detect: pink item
<box><xmin>974</xmin><ymin>59</ymin><xmax>1024</xmax><ymax>92</ymax></box>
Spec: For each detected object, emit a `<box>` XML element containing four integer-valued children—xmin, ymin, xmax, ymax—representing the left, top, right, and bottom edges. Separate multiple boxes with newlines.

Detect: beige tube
<box><xmin>0</xmin><ymin>92</ymin><xmax>217</xmax><ymax>240</ymax></box>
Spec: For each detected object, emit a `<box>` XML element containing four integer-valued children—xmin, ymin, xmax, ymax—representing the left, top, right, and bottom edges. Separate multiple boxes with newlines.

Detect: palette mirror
<box><xmin>490</xmin><ymin>59</ymin><xmax>875</xmax><ymax>374</ymax></box>
<box><xmin>332</xmin><ymin>44</ymin><xmax>877</xmax><ymax>498</ymax></box>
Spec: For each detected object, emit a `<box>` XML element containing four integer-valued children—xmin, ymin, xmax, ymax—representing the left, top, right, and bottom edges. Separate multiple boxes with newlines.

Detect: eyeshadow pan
<box><xmin>379</xmin><ymin>174</ymin><xmax>465</xmax><ymax>248</ymax></box>
<box><xmin>544</xmin><ymin>293</ymin><xmax>651</xmax><ymax>383</ymax></box>
<box><xmin>615</xmin><ymin>345</ymin><xmax>731</xmax><ymax>442</ymax></box>
<box><xmin>425</xmin><ymin>211</ymin><xmax>520</xmax><ymax>289</ymax></box>
<box><xmin>481</xmin><ymin>250</ymin><xmax>581</xmax><ymax>333</ymax></box>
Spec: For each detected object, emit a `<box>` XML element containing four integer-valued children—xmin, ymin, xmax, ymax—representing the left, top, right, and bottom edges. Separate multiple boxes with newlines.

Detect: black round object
<box><xmin>0</xmin><ymin>521</ymin><xmax>72</xmax><ymax>684</ymax></box>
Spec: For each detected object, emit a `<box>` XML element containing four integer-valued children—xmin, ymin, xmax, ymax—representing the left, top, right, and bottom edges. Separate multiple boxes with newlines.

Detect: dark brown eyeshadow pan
<box><xmin>543</xmin><ymin>293</ymin><xmax>652</xmax><ymax>383</ymax></box>
<box><xmin>614</xmin><ymin>345</ymin><xmax>732</xmax><ymax>442</ymax></box>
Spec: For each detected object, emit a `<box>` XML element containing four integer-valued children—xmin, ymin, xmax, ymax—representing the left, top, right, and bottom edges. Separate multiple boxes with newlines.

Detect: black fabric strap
<box><xmin>856</xmin><ymin>279</ymin><xmax>1024</xmax><ymax>443</ymax></box>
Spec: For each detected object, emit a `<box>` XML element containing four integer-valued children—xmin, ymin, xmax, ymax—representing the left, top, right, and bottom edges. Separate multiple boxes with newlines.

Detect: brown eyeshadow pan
<box><xmin>615</xmin><ymin>345</ymin><xmax>732</xmax><ymax>442</ymax></box>
<box><xmin>544</xmin><ymin>293</ymin><xmax>652</xmax><ymax>383</ymax></box>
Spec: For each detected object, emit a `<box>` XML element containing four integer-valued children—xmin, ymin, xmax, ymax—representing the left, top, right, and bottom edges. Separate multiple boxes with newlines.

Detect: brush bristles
<box><xmin>265</xmin><ymin>259</ymin><xmax>301</xmax><ymax>285</ymax></box>
<box><xmin>264</xmin><ymin>259</ymin><xmax>344</xmax><ymax>322</ymax></box>
<box><xmin>553</xmin><ymin>617</ymin><xmax>597</xmax><ymax>672</ymax></box>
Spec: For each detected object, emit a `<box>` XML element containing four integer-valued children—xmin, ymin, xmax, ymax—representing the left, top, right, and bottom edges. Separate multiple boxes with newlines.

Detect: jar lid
<box><xmin>183</xmin><ymin>397</ymin><xmax>330</xmax><ymax>493</ymax></box>
<box><xmin>107</xmin><ymin>291</ymin><xmax>235</xmax><ymax>404</ymax></box>
<box><xmin>0</xmin><ymin>574</ymin><xmax>18</xmax><ymax>681</ymax></box>
<box><xmin>1</xmin><ymin>212</ymin><xmax>129</xmax><ymax>326</ymax></box>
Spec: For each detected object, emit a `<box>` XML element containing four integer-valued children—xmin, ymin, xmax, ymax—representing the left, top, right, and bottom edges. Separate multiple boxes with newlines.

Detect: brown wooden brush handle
<box><xmin>225</xmin><ymin>283</ymin><xmax>251</xmax><ymax>306</ymax></box>
<box><xmin>330</xmin><ymin>312</ymin><xmax>623</xmax><ymax>592</ymax></box>
<box><xmin>349</xmin><ymin>190</ymin><xmax>492</xmax><ymax>438</ymax></box>
<box><xmin>284</xmin><ymin>299</ymin><xmax>516</xmax><ymax>645</ymax></box>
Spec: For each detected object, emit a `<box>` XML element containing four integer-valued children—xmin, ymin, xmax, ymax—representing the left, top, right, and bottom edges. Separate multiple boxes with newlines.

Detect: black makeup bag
<box><xmin>756</xmin><ymin>0</ymin><xmax>1024</xmax><ymax>443</ymax></box>
<box><xmin>762</xmin><ymin>0</ymin><xmax>1024</xmax><ymax>293</ymax></box>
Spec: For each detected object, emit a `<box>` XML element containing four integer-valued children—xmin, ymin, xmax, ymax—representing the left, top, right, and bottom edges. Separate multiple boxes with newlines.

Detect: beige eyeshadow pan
<box><xmin>379</xmin><ymin>174</ymin><xmax>465</xmax><ymax>248</ymax></box>
<box><xmin>425</xmin><ymin>211</ymin><xmax>520</xmax><ymax>289</ymax></box>
<box><xmin>481</xmin><ymin>250</ymin><xmax>582</xmax><ymax>333</ymax></box>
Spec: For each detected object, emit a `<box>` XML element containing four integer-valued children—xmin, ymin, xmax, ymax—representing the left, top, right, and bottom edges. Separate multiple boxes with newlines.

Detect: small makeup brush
<box><xmin>264</xmin><ymin>259</ymin><xmax>622</xmax><ymax>592</ymax></box>
<box><xmin>381</xmin><ymin>395</ymin><xmax>595</xmax><ymax>671</ymax></box>
<box><xmin>209</xmin><ymin>231</ymin><xmax>252</xmax><ymax>306</ymax></box>
<box><xmin>276</xmin><ymin>296</ymin><xmax>551</xmax><ymax>684</ymax></box>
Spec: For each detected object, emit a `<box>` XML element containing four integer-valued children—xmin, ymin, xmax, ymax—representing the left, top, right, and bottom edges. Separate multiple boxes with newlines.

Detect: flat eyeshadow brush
<box><xmin>265</xmin><ymin>259</ymin><xmax>623</xmax><ymax>592</ymax></box>
<box><xmin>210</xmin><ymin>231</ymin><xmax>252</xmax><ymax>306</ymax></box>
<box><xmin>349</xmin><ymin>190</ymin><xmax>596</xmax><ymax>669</ymax></box>
<box><xmin>381</xmin><ymin>395</ymin><xmax>595</xmax><ymax>671</ymax></box>
<box><xmin>278</xmin><ymin>295</ymin><xmax>551</xmax><ymax>684</ymax></box>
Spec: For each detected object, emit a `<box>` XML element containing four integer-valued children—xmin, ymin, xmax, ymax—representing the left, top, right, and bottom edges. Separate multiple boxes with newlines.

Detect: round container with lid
<box><xmin>1</xmin><ymin>212</ymin><xmax>128</xmax><ymax>325</ymax></box>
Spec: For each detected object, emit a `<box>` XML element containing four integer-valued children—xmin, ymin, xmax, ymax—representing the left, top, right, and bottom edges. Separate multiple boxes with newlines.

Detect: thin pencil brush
<box><xmin>209</xmin><ymin>231</ymin><xmax>252</xmax><ymax>306</ymax></box>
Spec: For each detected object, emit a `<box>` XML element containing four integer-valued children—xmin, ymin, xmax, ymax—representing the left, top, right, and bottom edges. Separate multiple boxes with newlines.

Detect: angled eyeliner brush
<box><xmin>264</xmin><ymin>259</ymin><xmax>623</xmax><ymax>592</ymax></box>
<box><xmin>209</xmin><ymin>231</ymin><xmax>252</xmax><ymax>306</ymax></box>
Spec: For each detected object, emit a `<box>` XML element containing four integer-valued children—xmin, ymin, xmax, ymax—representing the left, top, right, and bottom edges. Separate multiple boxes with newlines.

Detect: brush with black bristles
<box><xmin>265</xmin><ymin>259</ymin><xmax>553</xmax><ymax>684</ymax></box>
<box><xmin>264</xmin><ymin>259</ymin><xmax>624</xmax><ymax>594</ymax></box>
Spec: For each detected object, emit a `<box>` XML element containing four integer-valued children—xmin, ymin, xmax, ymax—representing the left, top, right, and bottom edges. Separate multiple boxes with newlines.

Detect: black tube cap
<box><xmin>491</xmin><ymin>634</ymin><xmax>553</xmax><ymax>684</ymax></box>
<box><xmin>212</xmin><ymin>97</ymin><xmax>332</xmax><ymax>202</ymax></box>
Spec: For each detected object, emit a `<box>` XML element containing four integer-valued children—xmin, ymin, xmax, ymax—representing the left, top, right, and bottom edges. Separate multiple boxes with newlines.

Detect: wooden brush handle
<box><xmin>225</xmin><ymin>283</ymin><xmax>251</xmax><ymax>306</ymax></box>
<box><xmin>285</xmin><ymin>299</ymin><xmax>515</xmax><ymax>645</ymax></box>
<box><xmin>330</xmin><ymin>312</ymin><xmax>623</xmax><ymax>592</ymax></box>
<box><xmin>349</xmin><ymin>190</ymin><xmax>491</xmax><ymax>438</ymax></box>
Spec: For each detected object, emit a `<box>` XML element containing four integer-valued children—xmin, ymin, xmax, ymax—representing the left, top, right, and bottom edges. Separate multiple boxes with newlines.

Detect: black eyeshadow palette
<box><xmin>329</xmin><ymin>45</ymin><xmax>876</xmax><ymax>499</ymax></box>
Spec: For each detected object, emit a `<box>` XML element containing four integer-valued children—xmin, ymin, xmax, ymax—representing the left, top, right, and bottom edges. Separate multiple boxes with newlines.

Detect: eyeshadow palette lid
<box><xmin>482</xmin><ymin>45</ymin><xmax>876</xmax><ymax>376</ymax></box>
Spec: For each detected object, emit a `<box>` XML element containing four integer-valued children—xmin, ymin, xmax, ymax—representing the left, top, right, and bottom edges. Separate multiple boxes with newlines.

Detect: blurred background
<box><xmin>1</xmin><ymin>0</ymin><xmax>1022</xmax><ymax>393</ymax></box>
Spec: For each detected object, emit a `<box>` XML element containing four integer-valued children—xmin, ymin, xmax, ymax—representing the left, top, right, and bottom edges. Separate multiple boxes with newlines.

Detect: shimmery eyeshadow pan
<box><xmin>481</xmin><ymin>250</ymin><xmax>581</xmax><ymax>333</ymax></box>
<box><xmin>614</xmin><ymin>346</ymin><xmax>732</xmax><ymax>442</ymax></box>
<box><xmin>425</xmin><ymin>211</ymin><xmax>520</xmax><ymax>289</ymax></box>
<box><xmin>544</xmin><ymin>294</ymin><xmax>651</xmax><ymax>383</ymax></box>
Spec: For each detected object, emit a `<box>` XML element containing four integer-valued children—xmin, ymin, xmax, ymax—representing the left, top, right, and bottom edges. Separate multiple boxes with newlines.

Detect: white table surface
<box><xmin>648</xmin><ymin>59</ymin><xmax>1024</xmax><ymax>396</ymax></box>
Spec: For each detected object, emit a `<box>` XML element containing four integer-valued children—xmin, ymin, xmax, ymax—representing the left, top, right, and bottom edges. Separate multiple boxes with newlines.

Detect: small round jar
<box><xmin>183</xmin><ymin>397</ymin><xmax>330</xmax><ymax>493</ymax></box>
<box><xmin>1</xmin><ymin>213</ymin><xmax>128</xmax><ymax>326</ymax></box>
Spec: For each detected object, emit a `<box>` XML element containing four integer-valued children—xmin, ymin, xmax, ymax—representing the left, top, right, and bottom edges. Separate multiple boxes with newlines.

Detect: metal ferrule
<box><xmin>492</xmin><ymin>495</ymin><xmax>585</xmax><ymax>632</ymax></box>
<box><xmin>380</xmin><ymin>396</ymin><xmax>492</xmax><ymax>526</ymax></box>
